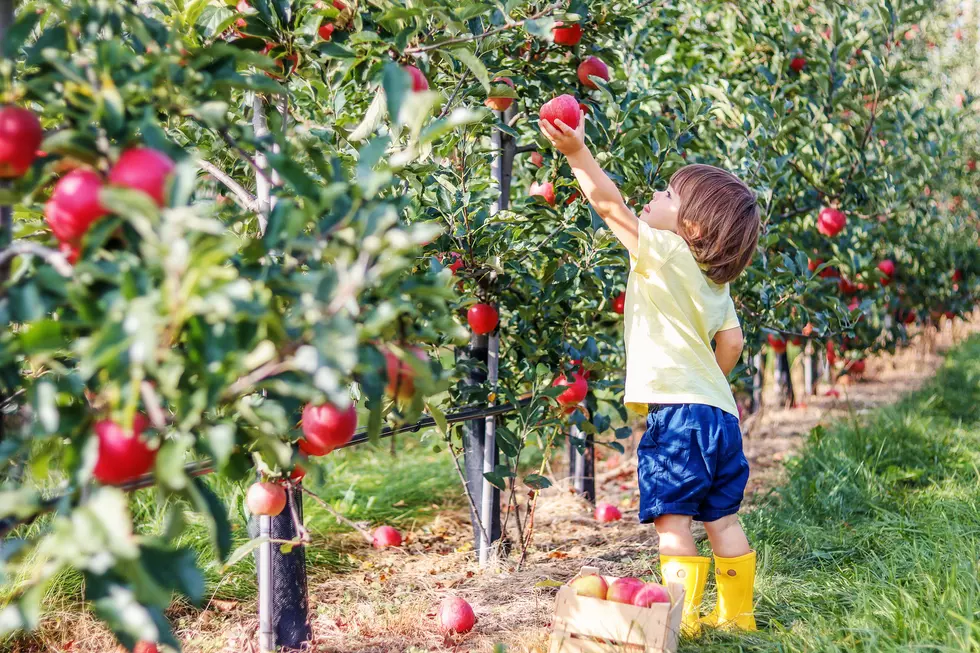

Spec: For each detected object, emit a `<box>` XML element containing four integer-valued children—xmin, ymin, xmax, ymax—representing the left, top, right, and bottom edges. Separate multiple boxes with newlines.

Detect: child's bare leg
<box><xmin>703</xmin><ymin>513</ymin><xmax>750</xmax><ymax>558</ymax></box>
<box><xmin>653</xmin><ymin>514</ymin><xmax>697</xmax><ymax>555</ymax></box>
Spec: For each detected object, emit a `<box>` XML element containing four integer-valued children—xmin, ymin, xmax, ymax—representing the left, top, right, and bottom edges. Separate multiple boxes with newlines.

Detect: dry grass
<box><xmin>13</xmin><ymin>316</ymin><xmax>979</xmax><ymax>653</ymax></box>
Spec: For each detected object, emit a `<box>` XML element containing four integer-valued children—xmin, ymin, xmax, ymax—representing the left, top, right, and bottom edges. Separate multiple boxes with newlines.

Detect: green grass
<box><xmin>688</xmin><ymin>335</ymin><xmax>980</xmax><ymax>652</ymax></box>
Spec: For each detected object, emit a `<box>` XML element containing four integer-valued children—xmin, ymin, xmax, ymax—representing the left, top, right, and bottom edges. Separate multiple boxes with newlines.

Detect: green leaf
<box><xmin>523</xmin><ymin>473</ymin><xmax>552</xmax><ymax>490</ymax></box>
<box><xmin>139</xmin><ymin>544</ymin><xmax>206</xmax><ymax>606</ymax></box>
<box><xmin>450</xmin><ymin>47</ymin><xmax>490</xmax><ymax>94</ymax></box>
<box><xmin>224</xmin><ymin>536</ymin><xmax>269</xmax><ymax>569</ymax></box>
<box><xmin>188</xmin><ymin>477</ymin><xmax>233</xmax><ymax>562</ymax></box>
<box><xmin>85</xmin><ymin>574</ymin><xmax>180</xmax><ymax>651</ymax></box>
<box><xmin>2</xmin><ymin>11</ymin><xmax>41</xmax><ymax>58</ymax></box>
<box><xmin>383</xmin><ymin>61</ymin><xmax>410</xmax><ymax>127</ymax></box>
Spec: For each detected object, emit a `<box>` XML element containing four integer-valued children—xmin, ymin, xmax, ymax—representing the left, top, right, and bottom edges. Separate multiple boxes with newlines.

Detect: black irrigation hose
<box><xmin>0</xmin><ymin>397</ymin><xmax>539</xmax><ymax>537</ymax></box>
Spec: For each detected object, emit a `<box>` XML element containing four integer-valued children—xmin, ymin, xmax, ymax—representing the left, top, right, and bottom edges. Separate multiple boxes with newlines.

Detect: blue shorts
<box><xmin>637</xmin><ymin>403</ymin><xmax>749</xmax><ymax>523</ymax></box>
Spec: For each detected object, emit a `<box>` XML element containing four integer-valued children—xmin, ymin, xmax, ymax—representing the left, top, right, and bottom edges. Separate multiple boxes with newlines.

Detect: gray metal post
<box><xmin>568</xmin><ymin>423</ymin><xmax>595</xmax><ymax>504</ymax></box>
<box><xmin>750</xmin><ymin>352</ymin><xmax>765</xmax><ymax>413</ymax></box>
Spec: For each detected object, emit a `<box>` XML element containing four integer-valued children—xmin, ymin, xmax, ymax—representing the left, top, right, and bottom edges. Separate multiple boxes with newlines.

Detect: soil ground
<box><xmin>12</xmin><ymin>317</ymin><xmax>978</xmax><ymax>653</ymax></box>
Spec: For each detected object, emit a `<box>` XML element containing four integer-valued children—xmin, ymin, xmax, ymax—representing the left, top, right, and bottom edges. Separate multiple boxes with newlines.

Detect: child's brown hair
<box><xmin>669</xmin><ymin>164</ymin><xmax>760</xmax><ymax>284</ymax></box>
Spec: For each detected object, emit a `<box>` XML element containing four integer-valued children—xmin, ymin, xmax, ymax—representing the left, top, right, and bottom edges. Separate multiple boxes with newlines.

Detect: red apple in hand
<box><xmin>577</xmin><ymin>56</ymin><xmax>610</xmax><ymax>89</ymax></box>
<box><xmin>552</xmin><ymin>22</ymin><xmax>583</xmax><ymax>46</ymax></box>
<box><xmin>595</xmin><ymin>502</ymin><xmax>622</xmax><ymax>522</ymax></box>
<box><xmin>817</xmin><ymin>207</ymin><xmax>847</xmax><ymax>236</ymax></box>
<box><xmin>0</xmin><ymin>106</ymin><xmax>43</xmax><ymax>178</ymax></box>
<box><xmin>467</xmin><ymin>303</ymin><xmax>499</xmax><ymax>335</ymax></box>
<box><xmin>247</xmin><ymin>481</ymin><xmax>287</xmax><ymax>516</ymax></box>
<box><xmin>109</xmin><ymin>147</ymin><xmax>175</xmax><ymax>207</ymax></box>
<box><xmin>300</xmin><ymin>401</ymin><xmax>357</xmax><ymax>456</ymax></box>
<box><xmin>632</xmin><ymin>583</ymin><xmax>671</xmax><ymax>607</ymax></box>
<box><xmin>404</xmin><ymin>64</ymin><xmax>429</xmax><ymax>92</ymax></box>
<box><xmin>530</xmin><ymin>180</ymin><xmax>556</xmax><ymax>206</ymax></box>
<box><xmin>46</xmin><ymin>169</ymin><xmax>108</xmax><ymax>244</ymax></box>
<box><xmin>539</xmin><ymin>94</ymin><xmax>581</xmax><ymax>131</ymax></box>
<box><xmin>438</xmin><ymin>596</ymin><xmax>476</xmax><ymax>634</ymax></box>
<box><xmin>606</xmin><ymin>577</ymin><xmax>645</xmax><ymax>604</ymax></box>
<box><xmin>372</xmin><ymin>525</ymin><xmax>402</xmax><ymax>548</ymax></box>
<box><xmin>92</xmin><ymin>415</ymin><xmax>156</xmax><ymax>485</ymax></box>
<box><xmin>569</xmin><ymin>574</ymin><xmax>608</xmax><ymax>599</ymax></box>
<box><xmin>484</xmin><ymin>77</ymin><xmax>515</xmax><ymax>112</ymax></box>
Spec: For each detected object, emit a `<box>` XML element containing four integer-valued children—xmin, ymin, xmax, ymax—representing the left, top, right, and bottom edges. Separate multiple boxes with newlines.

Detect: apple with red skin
<box><xmin>632</xmin><ymin>583</ymin><xmax>671</xmax><ymax>607</ymax></box>
<box><xmin>790</xmin><ymin>57</ymin><xmax>806</xmax><ymax>73</ymax></box>
<box><xmin>300</xmin><ymin>401</ymin><xmax>357</xmax><ymax>455</ymax></box>
<box><xmin>108</xmin><ymin>147</ymin><xmax>175</xmax><ymax>207</ymax></box>
<box><xmin>530</xmin><ymin>180</ymin><xmax>556</xmax><ymax>206</ymax></box>
<box><xmin>606</xmin><ymin>577</ymin><xmax>645</xmax><ymax>604</ymax></box>
<box><xmin>134</xmin><ymin>643</ymin><xmax>159</xmax><ymax>653</ymax></box>
<box><xmin>902</xmin><ymin>310</ymin><xmax>917</xmax><ymax>325</ymax></box>
<box><xmin>553</xmin><ymin>371</ymin><xmax>588</xmax><ymax>405</ymax></box>
<box><xmin>484</xmin><ymin>77</ymin><xmax>515</xmax><ymax>112</ymax></box>
<box><xmin>838</xmin><ymin>277</ymin><xmax>858</xmax><ymax>295</ymax></box>
<box><xmin>817</xmin><ymin>207</ymin><xmax>847</xmax><ymax>236</ymax></box>
<box><xmin>318</xmin><ymin>23</ymin><xmax>335</xmax><ymax>40</ymax></box>
<box><xmin>289</xmin><ymin>462</ymin><xmax>306</xmax><ymax>482</ymax></box>
<box><xmin>46</xmin><ymin>168</ymin><xmax>108</xmax><ymax>244</ymax></box>
<box><xmin>0</xmin><ymin>106</ymin><xmax>43</xmax><ymax>178</ymax></box>
<box><xmin>372</xmin><ymin>525</ymin><xmax>402</xmax><ymax>548</ymax></box>
<box><xmin>404</xmin><ymin>64</ymin><xmax>429</xmax><ymax>92</ymax></box>
<box><xmin>846</xmin><ymin>359</ymin><xmax>866</xmax><ymax>374</ymax></box>
<box><xmin>530</xmin><ymin>151</ymin><xmax>544</xmax><ymax>168</ymax></box>
<box><xmin>439</xmin><ymin>251</ymin><xmax>464</xmax><ymax>274</ymax></box>
<box><xmin>808</xmin><ymin>258</ymin><xmax>837</xmax><ymax>278</ymax></box>
<box><xmin>877</xmin><ymin>259</ymin><xmax>895</xmax><ymax>285</ymax></box>
<box><xmin>968</xmin><ymin>160</ymin><xmax>976</xmax><ymax>172</ymax></box>
<box><xmin>539</xmin><ymin>94</ymin><xmax>581</xmax><ymax>131</ymax></box>
<box><xmin>247</xmin><ymin>481</ymin><xmax>287</xmax><ymax>516</ymax></box>
<box><xmin>261</xmin><ymin>44</ymin><xmax>299</xmax><ymax>78</ymax></box>
<box><xmin>595</xmin><ymin>502</ymin><xmax>622</xmax><ymax>522</ymax></box>
<box><xmin>59</xmin><ymin>241</ymin><xmax>80</xmax><ymax>264</ymax></box>
<box><xmin>767</xmin><ymin>334</ymin><xmax>787</xmax><ymax>354</ymax></box>
<box><xmin>952</xmin><ymin>269</ymin><xmax>963</xmax><ymax>283</ymax></box>
<box><xmin>612</xmin><ymin>292</ymin><xmax>625</xmax><ymax>314</ymax></box>
<box><xmin>552</xmin><ymin>22</ymin><xmax>583</xmax><ymax>46</ymax></box>
<box><xmin>92</xmin><ymin>414</ymin><xmax>157</xmax><ymax>485</ymax></box>
<box><xmin>570</xmin><ymin>574</ymin><xmax>608</xmax><ymax>599</ymax></box>
<box><xmin>467</xmin><ymin>303</ymin><xmax>498</xmax><ymax>335</ymax></box>
<box><xmin>577</xmin><ymin>56</ymin><xmax>610</xmax><ymax>89</ymax></box>
<box><xmin>384</xmin><ymin>347</ymin><xmax>427</xmax><ymax>400</ymax></box>
<box><xmin>438</xmin><ymin>596</ymin><xmax>476</xmax><ymax>634</ymax></box>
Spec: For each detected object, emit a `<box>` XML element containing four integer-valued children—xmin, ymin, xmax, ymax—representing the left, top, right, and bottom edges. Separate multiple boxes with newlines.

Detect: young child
<box><xmin>540</xmin><ymin>112</ymin><xmax>761</xmax><ymax>636</ymax></box>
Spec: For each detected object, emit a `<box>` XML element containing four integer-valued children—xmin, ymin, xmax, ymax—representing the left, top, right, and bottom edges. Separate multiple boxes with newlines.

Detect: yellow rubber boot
<box><xmin>660</xmin><ymin>554</ymin><xmax>711</xmax><ymax>638</ymax></box>
<box><xmin>702</xmin><ymin>550</ymin><xmax>758</xmax><ymax>631</ymax></box>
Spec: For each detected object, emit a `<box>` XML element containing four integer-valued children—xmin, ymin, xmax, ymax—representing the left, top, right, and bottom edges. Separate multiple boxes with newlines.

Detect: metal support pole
<box><xmin>257</xmin><ymin>515</ymin><xmax>274</xmax><ymax>652</ymax></box>
<box><xmin>479</xmin><ymin>333</ymin><xmax>499</xmax><ymax>566</ymax></box>
<box><xmin>460</xmin><ymin>336</ymin><xmax>499</xmax><ymax>559</ymax></box>
<box><xmin>568</xmin><ymin>423</ymin><xmax>595</xmax><ymax>504</ymax></box>
<box><xmin>750</xmin><ymin>352</ymin><xmax>765</xmax><ymax>413</ymax></box>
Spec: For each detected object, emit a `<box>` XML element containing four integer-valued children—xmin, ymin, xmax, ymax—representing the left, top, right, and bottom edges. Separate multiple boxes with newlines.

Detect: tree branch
<box><xmin>197</xmin><ymin>159</ymin><xmax>258</xmax><ymax>212</ymax></box>
<box><xmin>404</xmin><ymin>3</ymin><xmax>563</xmax><ymax>54</ymax></box>
<box><xmin>0</xmin><ymin>241</ymin><xmax>73</xmax><ymax>277</ymax></box>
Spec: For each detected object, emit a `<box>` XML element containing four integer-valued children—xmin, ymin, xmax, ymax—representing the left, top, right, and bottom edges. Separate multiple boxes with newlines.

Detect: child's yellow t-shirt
<box><xmin>624</xmin><ymin>221</ymin><xmax>740</xmax><ymax>418</ymax></box>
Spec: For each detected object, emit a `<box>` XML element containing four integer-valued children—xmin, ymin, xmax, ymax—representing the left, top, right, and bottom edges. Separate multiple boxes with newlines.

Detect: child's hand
<box><xmin>539</xmin><ymin>111</ymin><xmax>586</xmax><ymax>156</ymax></box>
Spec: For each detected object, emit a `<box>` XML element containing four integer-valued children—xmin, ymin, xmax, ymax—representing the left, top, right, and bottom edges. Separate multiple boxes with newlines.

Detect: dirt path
<box><xmin>21</xmin><ymin>320</ymin><xmax>978</xmax><ymax>653</ymax></box>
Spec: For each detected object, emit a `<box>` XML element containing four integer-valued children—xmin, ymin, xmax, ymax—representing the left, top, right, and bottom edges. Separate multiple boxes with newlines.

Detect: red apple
<box><xmin>838</xmin><ymin>277</ymin><xmax>858</xmax><ymax>295</ymax></box>
<box><xmin>632</xmin><ymin>583</ymin><xmax>671</xmax><ymax>607</ymax></box>
<box><xmin>612</xmin><ymin>292</ymin><xmax>625</xmax><ymax>314</ymax></box>
<box><xmin>553</xmin><ymin>371</ymin><xmax>588</xmax><ymax>405</ymax></box>
<box><xmin>484</xmin><ymin>77</ymin><xmax>515</xmax><ymax>112</ymax></box>
<box><xmin>467</xmin><ymin>303</ymin><xmax>498</xmax><ymax>335</ymax></box>
<box><xmin>595</xmin><ymin>502</ymin><xmax>622</xmax><ymax>522</ymax></box>
<box><xmin>289</xmin><ymin>462</ymin><xmax>306</xmax><ymax>482</ymax></box>
<box><xmin>108</xmin><ymin>147</ymin><xmax>175</xmax><ymax>207</ymax></box>
<box><xmin>569</xmin><ymin>574</ymin><xmax>608</xmax><ymax>599</ymax></box>
<box><xmin>877</xmin><ymin>259</ymin><xmax>895</xmax><ymax>285</ymax></box>
<box><xmin>59</xmin><ymin>241</ymin><xmax>80</xmax><ymax>264</ymax></box>
<box><xmin>606</xmin><ymin>577</ymin><xmax>645</xmax><ymax>604</ymax></box>
<box><xmin>952</xmin><ymin>269</ymin><xmax>963</xmax><ymax>283</ymax></box>
<box><xmin>384</xmin><ymin>347</ymin><xmax>427</xmax><ymax>400</ymax></box>
<box><xmin>440</xmin><ymin>251</ymin><xmax>464</xmax><ymax>274</ymax></box>
<box><xmin>802</xmin><ymin>322</ymin><xmax>814</xmax><ymax>337</ymax></box>
<box><xmin>247</xmin><ymin>481</ymin><xmax>287</xmax><ymax>517</ymax></box>
<box><xmin>847</xmin><ymin>359</ymin><xmax>866</xmax><ymax>374</ymax></box>
<box><xmin>808</xmin><ymin>258</ymin><xmax>838</xmax><ymax>278</ymax></box>
<box><xmin>539</xmin><ymin>94</ymin><xmax>581</xmax><ymax>131</ymax></box>
<box><xmin>372</xmin><ymin>525</ymin><xmax>402</xmax><ymax>548</ymax></box>
<box><xmin>318</xmin><ymin>23</ymin><xmax>335</xmax><ymax>40</ymax></box>
<box><xmin>92</xmin><ymin>415</ymin><xmax>156</xmax><ymax>485</ymax></box>
<box><xmin>577</xmin><ymin>56</ymin><xmax>610</xmax><ymax>89</ymax></box>
<box><xmin>133</xmin><ymin>643</ymin><xmax>159</xmax><ymax>653</ymax></box>
<box><xmin>404</xmin><ymin>64</ymin><xmax>429</xmax><ymax>92</ymax></box>
<box><xmin>767</xmin><ymin>334</ymin><xmax>787</xmax><ymax>354</ymax></box>
<box><xmin>45</xmin><ymin>169</ymin><xmax>108</xmax><ymax>244</ymax></box>
<box><xmin>552</xmin><ymin>22</ymin><xmax>583</xmax><ymax>46</ymax></box>
<box><xmin>790</xmin><ymin>57</ymin><xmax>806</xmax><ymax>73</ymax></box>
<box><xmin>333</xmin><ymin>0</ymin><xmax>346</xmax><ymax>8</ymax></box>
<box><xmin>968</xmin><ymin>160</ymin><xmax>976</xmax><ymax>172</ymax></box>
<box><xmin>530</xmin><ymin>151</ymin><xmax>544</xmax><ymax>168</ymax></box>
<box><xmin>902</xmin><ymin>309</ymin><xmax>917</xmax><ymax>325</ymax></box>
<box><xmin>530</xmin><ymin>180</ymin><xmax>556</xmax><ymax>206</ymax></box>
<box><xmin>438</xmin><ymin>596</ymin><xmax>476</xmax><ymax>634</ymax></box>
<box><xmin>817</xmin><ymin>207</ymin><xmax>846</xmax><ymax>237</ymax></box>
<box><xmin>301</xmin><ymin>401</ymin><xmax>357</xmax><ymax>455</ymax></box>
<box><xmin>0</xmin><ymin>106</ymin><xmax>43</xmax><ymax>178</ymax></box>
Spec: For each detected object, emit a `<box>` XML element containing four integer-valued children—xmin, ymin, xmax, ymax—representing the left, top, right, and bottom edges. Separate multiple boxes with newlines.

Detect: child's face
<box><xmin>639</xmin><ymin>184</ymin><xmax>681</xmax><ymax>232</ymax></box>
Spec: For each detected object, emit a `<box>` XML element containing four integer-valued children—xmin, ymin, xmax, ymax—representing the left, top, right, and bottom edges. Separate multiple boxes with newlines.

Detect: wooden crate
<box><xmin>548</xmin><ymin>566</ymin><xmax>685</xmax><ymax>653</ymax></box>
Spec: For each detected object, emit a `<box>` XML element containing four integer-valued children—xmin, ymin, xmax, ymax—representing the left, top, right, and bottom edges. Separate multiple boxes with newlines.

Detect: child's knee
<box><xmin>703</xmin><ymin>513</ymin><xmax>742</xmax><ymax>538</ymax></box>
<box><xmin>654</xmin><ymin>513</ymin><xmax>692</xmax><ymax>536</ymax></box>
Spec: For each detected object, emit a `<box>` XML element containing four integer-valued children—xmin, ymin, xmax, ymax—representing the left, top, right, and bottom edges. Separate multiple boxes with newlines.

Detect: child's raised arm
<box><xmin>539</xmin><ymin>116</ymin><xmax>640</xmax><ymax>256</ymax></box>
